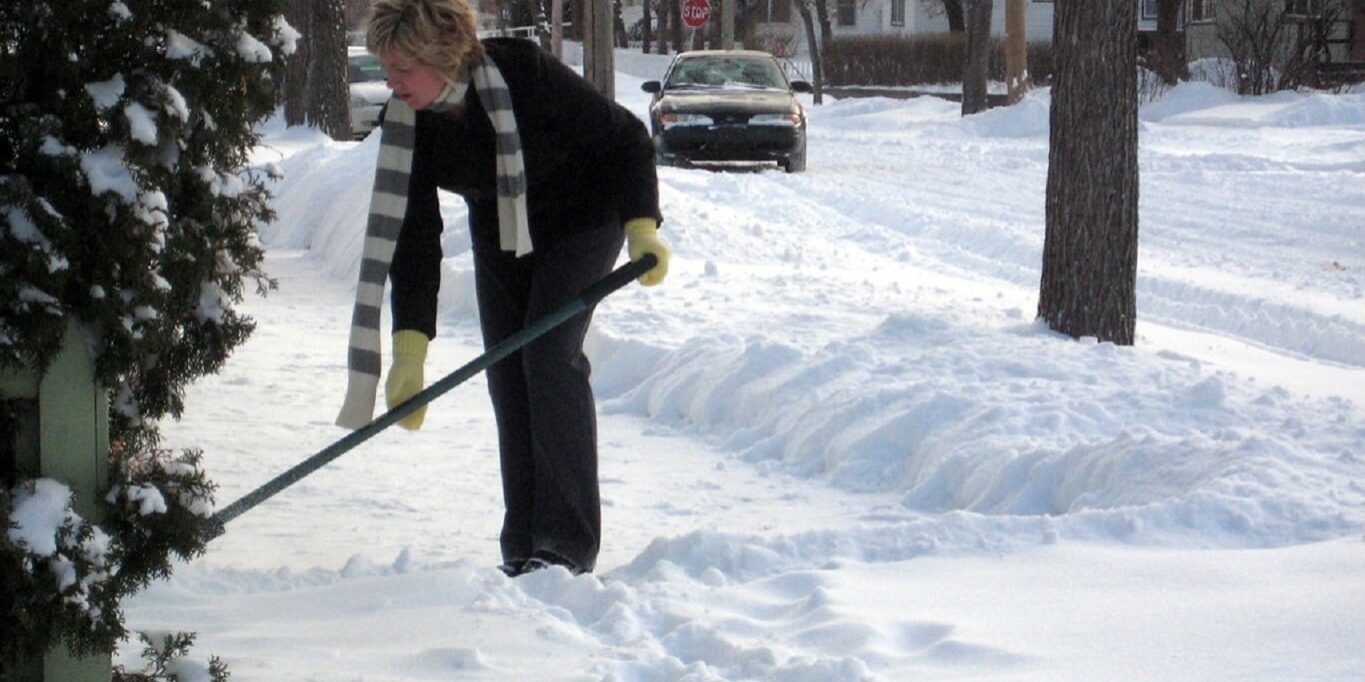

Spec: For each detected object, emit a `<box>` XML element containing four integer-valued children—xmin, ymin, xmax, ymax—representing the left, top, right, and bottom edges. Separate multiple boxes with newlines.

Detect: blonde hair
<box><xmin>367</xmin><ymin>0</ymin><xmax>484</xmax><ymax>84</ymax></box>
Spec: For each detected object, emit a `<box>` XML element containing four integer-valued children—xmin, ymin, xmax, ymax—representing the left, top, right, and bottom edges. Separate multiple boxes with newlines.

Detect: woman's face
<box><xmin>379</xmin><ymin>51</ymin><xmax>445</xmax><ymax>110</ymax></box>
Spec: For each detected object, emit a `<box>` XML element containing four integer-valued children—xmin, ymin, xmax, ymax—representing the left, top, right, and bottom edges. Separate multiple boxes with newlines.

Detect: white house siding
<box><xmin>829</xmin><ymin>0</ymin><xmax>1054</xmax><ymax>39</ymax></box>
<box><xmin>761</xmin><ymin>0</ymin><xmax>1058</xmax><ymax>55</ymax></box>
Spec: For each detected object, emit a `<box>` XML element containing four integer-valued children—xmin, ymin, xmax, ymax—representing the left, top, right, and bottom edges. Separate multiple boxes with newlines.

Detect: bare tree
<box><xmin>569</xmin><ymin>0</ymin><xmax>585</xmax><ymax>40</ymax></box>
<box><xmin>1151</xmin><ymin>0</ymin><xmax>1187</xmax><ymax>84</ymax></box>
<box><xmin>961</xmin><ymin>0</ymin><xmax>991</xmax><ymax>115</ymax></box>
<box><xmin>1219</xmin><ymin>0</ymin><xmax>1348</xmax><ymax>94</ymax></box>
<box><xmin>283</xmin><ymin>1</ymin><xmax>313</xmax><ymax>126</ymax></box>
<box><xmin>312</xmin><ymin>0</ymin><xmax>352</xmax><ymax>139</ymax></box>
<box><xmin>794</xmin><ymin>0</ymin><xmax>826</xmax><ymax>104</ymax></box>
<box><xmin>284</xmin><ymin>0</ymin><xmax>352</xmax><ymax>140</ymax></box>
<box><xmin>643</xmin><ymin>0</ymin><xmax>654</xmax><ymax>52</ymax></box>
<box><xmin>670</xmin><ymin>0</ymin><xmax>683</xmax><ymax>53</ymax></box>
<box><xmin>920</xmin><ymin>0</ymin><xmax>965</xmax><ymax>32</ymax></box>
<box><xmin>1038</xmin><ymin>0</ymin><xmax>1140</xmax><ymax>345</ymax></box>
<box><xmin>815</xmin><ymin>0</ymin><xmax>833</xmax><ymax>47</ymax></box>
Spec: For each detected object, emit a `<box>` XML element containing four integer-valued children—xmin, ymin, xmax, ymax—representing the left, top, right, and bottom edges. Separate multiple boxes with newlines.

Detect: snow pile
<box><xmin>132</xmin><ymin>65</ymin><xmax>1365</xmax><ymax>680</ymax></box>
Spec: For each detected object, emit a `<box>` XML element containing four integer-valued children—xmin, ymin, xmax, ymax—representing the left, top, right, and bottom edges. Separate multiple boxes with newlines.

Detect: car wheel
<box><xmin>783</xmin><ymin>150</ymin><xmax>806</xmax><ymax>174</ymax></box>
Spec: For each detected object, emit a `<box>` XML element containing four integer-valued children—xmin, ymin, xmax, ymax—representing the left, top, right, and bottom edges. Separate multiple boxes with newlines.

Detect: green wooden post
<box><xmin>1</xmin><ymin>318</ymin><xmax>111</xmax><ymax>681</ymax></box>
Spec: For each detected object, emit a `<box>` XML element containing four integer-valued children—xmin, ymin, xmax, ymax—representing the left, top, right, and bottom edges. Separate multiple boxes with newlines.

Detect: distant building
<box><xmin>753</xmin><ymin>0</ymin><xmax>1361</xmax><ymax>66</ymax></box>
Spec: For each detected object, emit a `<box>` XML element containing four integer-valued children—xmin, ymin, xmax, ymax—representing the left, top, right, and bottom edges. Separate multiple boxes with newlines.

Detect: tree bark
<box><xmin>815</xmin><ymin>0</ymin><xmax>833</xmax><ymax>48</ymax></box>
<box><xmin>614</xmin><ymin>0</ymin><xmax>628</xmax><ymax>47</ymax></box>
<box><xmin>942</xmin><ymin>0</ymin><xmax>966</xmax><ymax>32</ymax></box>
<box><xmin>671</xmin><ymin>0</ymin><xmax>684</xmax><ymax>53</ymax></box>
<box><xmin>1153</xmin><ymin>0</ymin><xmax>1187</xmax><ymax>84</ymax></box>
<box><xmin>643</xmin><ymin>0</ymin><xmax>653</xmax><ymax>53</ymax></box>
<box><xmin>309</xmin><ymin>0</ymin><xmax>352</xmax><ymax>140</ymax></box>
<box><xmin>1039</xmin><ymin>0</ymin><xmax>1140</xmax><ymax>345</ymax></box>
<box><xmin>961</xmin><ymin>0</ymin><xmax>991</xmax><ymax>115</ymax></box>
<box><xmin>797</xmin><ymin>1</ymin><xmax>824</xmax><ymax>104</ymax></box>
<box><xmin>569</xmin><ymin>0</ymin><xmax>585</xmax><ymax>40</ymax></box>
<box><xmin>282</xmin><ymin>0</ymin><xmax>312</xmax><ymax>127</ymax></box>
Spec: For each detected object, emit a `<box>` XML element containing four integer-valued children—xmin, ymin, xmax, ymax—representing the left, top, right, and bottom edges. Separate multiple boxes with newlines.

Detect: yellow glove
<box><xmin>624</xmin><ymin>218</ymin><xmax>670</xmax><ymax>287</ymax></box>
<box><xmin>385</xmin><ymin>330</ymin><xmax>429</xmax><ymax>430</ymax></box>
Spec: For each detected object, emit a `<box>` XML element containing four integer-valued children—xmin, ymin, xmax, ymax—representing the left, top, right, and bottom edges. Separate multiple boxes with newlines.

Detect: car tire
<box><xmin>782</xmin><ymin>150</ymin><xmax>806</xmax><ymax>174</ymax></box>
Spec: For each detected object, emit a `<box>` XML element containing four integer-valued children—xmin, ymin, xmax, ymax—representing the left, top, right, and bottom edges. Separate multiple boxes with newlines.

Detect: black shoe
<box><xmin>517</xmin><ymin>557</ymin><xmax>555</xmax><ymax>575</ymax></box>
<box><xmin>497</xmin><ymin>558</ymin><xmax>528</xmax><ymax>577</ymax></box>
<box><xmin>525</xmin><ymin>549</ymin><xmax>589</xmax><ymax>576</ymax></box>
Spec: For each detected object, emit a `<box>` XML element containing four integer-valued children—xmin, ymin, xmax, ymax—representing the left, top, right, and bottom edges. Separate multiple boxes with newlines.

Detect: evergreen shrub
<box><xmin>1</xmin><ymin>0</ymin><xmax>298</xmax><ymax>672</ymax></box>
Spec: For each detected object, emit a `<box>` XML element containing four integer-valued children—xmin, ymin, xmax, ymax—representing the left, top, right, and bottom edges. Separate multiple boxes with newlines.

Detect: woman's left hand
<box><xmin>624</xmin><ymin>218</ymin><xmax>670</xmax><ymax>286</ymax></box>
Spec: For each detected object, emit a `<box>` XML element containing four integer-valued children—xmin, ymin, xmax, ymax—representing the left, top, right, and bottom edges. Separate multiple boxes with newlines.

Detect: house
<box><xmin>1183</xmin><ymin>0</ymin><xmax>1362</xmax><ymax>64</ymax></box>
<box><xmin>751</xmin><ymin>0</ymin><xmax>1054</xmax><ymax>52</ymax></box>
<box><xmin>754</xmin><ymin>0</ymin><xmax>1362</xmax><ymax>67</ymax></box>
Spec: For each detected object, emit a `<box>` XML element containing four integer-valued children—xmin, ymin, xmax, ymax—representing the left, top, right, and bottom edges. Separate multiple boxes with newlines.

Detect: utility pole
<box><xmin>1005</xmin><ymin>0</ymin><xmax>1030</xmax><ymax>104</ymax></box>
<box><xmin>584</xmin><ymin>0</ymin><xmax>615</xmax><ymax>98</ymax></box>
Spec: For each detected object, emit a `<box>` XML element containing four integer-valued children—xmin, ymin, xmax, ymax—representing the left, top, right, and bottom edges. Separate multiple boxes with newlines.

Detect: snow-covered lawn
<box><xmin>121</xmin><ymin>51</ymin><xmax>1365</xmax><ymax>680</ymax></box>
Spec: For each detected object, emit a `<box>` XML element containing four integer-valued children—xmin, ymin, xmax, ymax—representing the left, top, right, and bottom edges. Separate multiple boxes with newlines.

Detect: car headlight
<box><xmin>750</xmin><ymin>113</ymin><xmax>802</xmax><ymax>126</ymax></box>
<box><xmin>659</xmin><ymin>113</ymin><xmax>713</xmax><ymax>128</ymax></box>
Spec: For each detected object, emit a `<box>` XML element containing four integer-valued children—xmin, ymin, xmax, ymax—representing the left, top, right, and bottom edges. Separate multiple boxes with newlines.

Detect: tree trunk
<box><xmin>282</xmin><ymin>0</ymin><xmax>312</xmax><ymax>127</ymax></box>
<box><xmin>671</xmin><ymin>0</ymin><xmax>684</xmax><ymax>53</ymax></box>
<box><xmin>797</xmin><ymin>1</ymin><xmax>824</xmax><ymax>105</ymax></box>
<box><xmin>961</xmin><ymin>0</ymin><xmax>991</xmax><ymax>115</ymax></box>
<box><xmin>1038</xmin><ymin>0</ymin><xmax>1140</xmax><ymax>345</ymax></box>
<box><xmin>1153</xmin><ymin>0</ymin><xmax>1187</xmax><ymax>84</ymax></box>
<box><xmin>943</xmin><ymin>0</ymin><xmax>966</xmax><ymax>33</ymax></box>
<box><xmin>569</xmin><ymin>0</ymin><xmax>585</xmax><ymax>40</ymax></box>
<box><xmin>614</xmin><ymin>0</ymin><xmax>628</xmax><ymax>47</ymax></box>
<box><xmin>643</xmin><ymin>0</ymin><xmax>653</xmax><ymax>53</ymax></box>
<box><xmin>815</xmin><ymin>0</ymin><xmax>833</xmax><ymax>49</ymax></box>
<box><xmin>309</xmin><ymin>0</ymin><xmax>352</xmax><ymax>140</ymax></box>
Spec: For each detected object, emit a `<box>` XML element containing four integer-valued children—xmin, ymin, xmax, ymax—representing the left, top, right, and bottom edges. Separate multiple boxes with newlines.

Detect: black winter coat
<box><xmin>390</xmin><ymin>38</ymin><xmax>662</xmax><ymax>337</ymax></box>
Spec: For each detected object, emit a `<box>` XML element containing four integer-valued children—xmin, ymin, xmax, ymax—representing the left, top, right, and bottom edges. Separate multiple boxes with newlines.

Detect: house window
<box><xmin>1142</xmin><ymin>0</ymin><xmax>1159</xmax><ymax>20</ymax></box>
<box><xmin>1188</xmin><ymin>0</ymin><xmax>1215</xmax><ymax>23</ymax></box>
<box><xmin>891</xmin><ymin>0</ymin><xmax>906</xmax><ymax>27</ymax></box>
<box><xmin>837</xmin><ymin>0</ymin><xmax>856</xmax><ymax>26</ymax></box>
<box><xmin>757</xmin><ymin>0</ymin><xmax>791</xmax><ymax>23</ymax></box>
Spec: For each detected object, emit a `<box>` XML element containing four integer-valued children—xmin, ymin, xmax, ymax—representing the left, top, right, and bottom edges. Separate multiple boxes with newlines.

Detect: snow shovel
<box><xmin>205</xmin><ymin>253</ymin><xmax>659</xmax><ymax>539</ymax></box>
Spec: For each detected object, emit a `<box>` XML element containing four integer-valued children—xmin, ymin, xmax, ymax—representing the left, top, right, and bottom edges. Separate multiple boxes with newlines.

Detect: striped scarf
<box><xmin>336</xmin><ymin>57</ymin><xmax>530</xmax><ymax>429</ymax></box>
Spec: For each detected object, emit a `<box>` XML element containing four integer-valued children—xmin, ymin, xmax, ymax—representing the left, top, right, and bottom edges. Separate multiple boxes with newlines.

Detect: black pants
<box><xmin>473</xmin><ymin>226</ymin><xmax>625</xmax><ymax>572</ymax></box>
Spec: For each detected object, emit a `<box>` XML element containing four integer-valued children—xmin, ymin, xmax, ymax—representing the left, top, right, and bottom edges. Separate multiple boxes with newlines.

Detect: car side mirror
<box><xmin>642</xmin><ymin>81</ymin><xmax>662</xmax><ymax>93</ymax></box>
<box><xmin>790</xmin><ymin>81</ymin><xmax>814</xmax><ymax>94</ymax></box>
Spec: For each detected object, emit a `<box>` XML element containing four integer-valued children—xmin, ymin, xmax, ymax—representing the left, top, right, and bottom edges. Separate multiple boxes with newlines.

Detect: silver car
<box><xmin>348</xmin><ymin>47</ymin><xmax>388</xmax><ymax>139</ymax></box>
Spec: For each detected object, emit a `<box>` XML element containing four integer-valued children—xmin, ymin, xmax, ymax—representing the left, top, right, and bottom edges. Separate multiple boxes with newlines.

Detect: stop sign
<box><xmin>682</xmin><ymin>0</ymin><xmax>711</xmax><ymax>29</ymax></box>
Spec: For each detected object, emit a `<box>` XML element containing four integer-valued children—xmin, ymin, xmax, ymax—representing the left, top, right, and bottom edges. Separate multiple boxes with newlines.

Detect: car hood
<box><xmin>654</xmin><ymin>89</ymin><xmax>798</xmax><ymax>116</ymax></box>
<box><xmin>350</xmin><ymin>82</ymin><xmax>390</xmax><ymax>105</ymax></box>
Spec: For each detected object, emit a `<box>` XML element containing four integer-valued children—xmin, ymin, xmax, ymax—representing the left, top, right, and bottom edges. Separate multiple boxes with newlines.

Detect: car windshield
<box><xmin>349</xmin><ymin>54</ymin><xmax>386</xmax><ymax>84</ymax></box>
<box><xmin>665</xmin><ymin>56</ymin><xmax>787</xmax><ymax>90</ymax></box>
